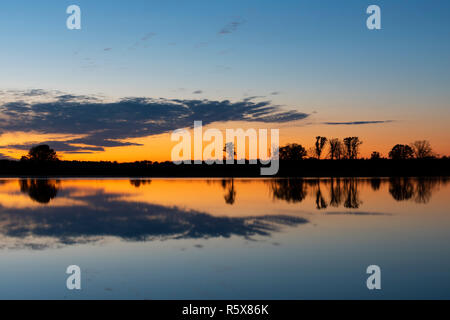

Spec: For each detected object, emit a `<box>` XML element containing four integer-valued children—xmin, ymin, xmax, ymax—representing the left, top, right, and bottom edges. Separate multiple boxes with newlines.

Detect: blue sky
<box><xmin>0</xmin><ymin>0</ymin><xmax>449</xmax><ymax>103</ymax></box>
<box><xmin>0</xmin><ymin>0</ymin><xmax>450</xmax><ymax>159</ymax></box>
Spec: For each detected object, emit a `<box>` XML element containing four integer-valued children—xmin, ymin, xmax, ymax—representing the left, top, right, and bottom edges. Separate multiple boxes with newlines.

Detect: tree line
<box><xmin>16</xmin><ymin>139</ymin><xmax>441</xmax><ymax>163</ymax></box>
<box><xmin>279</xmin><ymin>137</ymin><xmax>439</xmax><ymax>161</ymax></box>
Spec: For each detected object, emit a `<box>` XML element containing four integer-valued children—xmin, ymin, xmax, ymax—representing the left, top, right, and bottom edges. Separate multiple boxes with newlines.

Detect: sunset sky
<box><xmin>0</xmin><ymin>0</ymin><xmax>449</xmax><ymax>161</ymax></box>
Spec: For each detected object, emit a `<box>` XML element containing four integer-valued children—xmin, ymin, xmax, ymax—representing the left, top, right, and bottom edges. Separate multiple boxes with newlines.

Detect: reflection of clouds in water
<box><xmin>325</xmin><ymin>211</ymin><xmax>391</xmax><ymax>216</ymax></box>
<box><xmin>0</xmin><ymin>183</ymin><xmax>308</xmax><ymax>250</ymax></box>
<box><xmin>0</xmin><ymin>177</ymin><xmax>447</xmax><ymax>250</ymax></box>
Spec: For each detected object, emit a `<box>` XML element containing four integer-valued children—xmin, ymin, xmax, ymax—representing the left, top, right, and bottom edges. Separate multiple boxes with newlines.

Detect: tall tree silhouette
<box><xmin>328</xmin><ymin>138</ymin><xmax>343</xmax><ymax>160</ymax></box>
<box><xmin>314</xmin><ymin>136</ymin><xmax>328</xmax><ymax>159</ymax></box>
<box><xmin>343</xmin><ymin>137</ymin><xmax>362</xmax><ymax>159</ymax></box>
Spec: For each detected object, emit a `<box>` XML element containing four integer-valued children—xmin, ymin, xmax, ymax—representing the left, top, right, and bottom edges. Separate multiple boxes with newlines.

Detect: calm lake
<box><xmin>0</xmin><ymin>177</ymin><xmax>449</xmax><ymax>299</ymax></box>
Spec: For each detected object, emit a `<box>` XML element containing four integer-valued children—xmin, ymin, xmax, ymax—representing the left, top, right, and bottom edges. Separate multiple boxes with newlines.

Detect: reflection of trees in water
<box><xmin>389</xmin><ymin>178</ymin><xmax>415</xmax><ymax>201</ymax></box>
<box><xmin>370</xmin><ymin>178</ymin><xmax>381</xmax><ymax>191</ymax></box>
<box><xmin>221</xmin><ymin>179</ymin><xmax>236</xmax><ymax>205</ymax></box>
<box><xmin>130</xmin><ymin>180</ymin><xmax>152</xmax><ymax>188</ymax></box>
<box><xmin>269</xmin><ymin>179</ymin><xmax>308</xmax><ymax>203</ymax></box>
<box><xmin>315</xmin><ymin>187</ymin><xmax>328</xmax><ymax>210</ymax></box>
<box><xmin>342</xmin><ymin>179</ymin><xmax>362</xmax><ymax>209</ymax></box>
<box><xmin>388</xmin><ymin>177</ymin><xmax>446</xmax><ymax>204</ymax></box>
<box><xmin>329</xmin><ymin>178</ymin><xmax>342</xmax><ymax>207</ymax></box>
<box><xmin>270</xmin><ymin>178</ymin><xmax>362</xmax><ymax>209</ymax></box>
<box><xmin>19</xmin><ymin>179</ymin><xmax>60</xmax><ymax>204</ymax></box>
<box><xmin>271</xmin><ymin>177</ymin><xmax>448</xmax><ymax>208</ymax></box>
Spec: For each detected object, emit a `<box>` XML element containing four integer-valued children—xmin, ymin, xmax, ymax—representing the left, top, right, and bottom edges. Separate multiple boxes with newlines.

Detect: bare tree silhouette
<box><xmin>314</xmin><ymin>136</ymin><xmax>328</xmax><ymax>159</ymax></box>
<box><xmin>411</xmin><ymin>140</ymin><xmax>434</xmax><ymax>159</ymax></box>
<box><xmin>343</xmin><ymin>137</ymin><xmax>362</xmax><ymax>159</ymax></box>
<box><xmin>328</xmin><ymin>138</ymin><xmax>344</xmax><ymax>160</ymax></box>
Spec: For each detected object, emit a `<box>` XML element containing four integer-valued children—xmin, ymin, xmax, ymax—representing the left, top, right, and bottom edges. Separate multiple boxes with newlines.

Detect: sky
<box><xmin>0</xmin><ymin>0</ymin><xmax>449</xmax><ymax>161</ymax></box>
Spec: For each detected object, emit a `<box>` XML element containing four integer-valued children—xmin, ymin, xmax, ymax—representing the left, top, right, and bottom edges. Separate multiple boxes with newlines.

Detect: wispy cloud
<box><xmin>130</xmin><ymin>32</ymin><xmax>157</xmax><ymax>50</ymax></box>
<box><xmin>219</xmin><ymin>18</ymin><xmax>245</xmax><ymax>35</ymax></box>
<box><xmin>322</xmin><ymin>120</ymin><xmax>394</xmax><ymax>126</ymax></box>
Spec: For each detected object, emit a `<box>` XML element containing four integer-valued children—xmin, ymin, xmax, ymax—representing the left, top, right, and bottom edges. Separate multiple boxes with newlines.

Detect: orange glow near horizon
<box><xmin>1</xmin><ymin>119</ymin><xmax>450</xmax><ymax>162</ymax></box>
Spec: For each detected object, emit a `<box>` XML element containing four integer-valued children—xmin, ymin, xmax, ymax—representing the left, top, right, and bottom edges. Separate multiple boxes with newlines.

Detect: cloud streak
<box><xmin>322</xmin><ymin>120</ymin><xmax>394</xmax><ymax>126</ymax></box>
<box><xmin>219</xmin><ymin>18</ymin><xmax>245</xmax><ymax>35</ymax></box>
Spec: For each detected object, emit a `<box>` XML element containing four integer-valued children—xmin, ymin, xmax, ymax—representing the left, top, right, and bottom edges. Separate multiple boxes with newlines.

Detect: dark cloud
<box><xmin>323</xmin><ymin>120</ymin><xmax>394</xmax><ymax>125</ymax></box>
<box><xmin>219</xmin><ymin>18</ymin><xmax>245</xmax><ymax>35</ymax></box>
<box><xmin>103</xmin><ymin>48</ymin><xmax>112</xmax><ymax>51</ymax></box>
<box><xmin>0</xmin><ymin>93</ymin><xmax>309</xmax><ymax>153</ymax></box>
<box><xmin>6</xmin><ymin>141</ymin><xmax>106</xmax><ymax>153</ymax></box>
<box><xmin>192</xmin><ymin>90</ymin><xmax>203</xmax><ymax>94</ymax></box>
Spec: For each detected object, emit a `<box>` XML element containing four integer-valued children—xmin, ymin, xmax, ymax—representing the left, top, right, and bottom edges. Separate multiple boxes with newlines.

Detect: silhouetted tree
<box><xmin>370</xmin><ymin>151</ymin><xmax>381</xmax><ymax>160</ymax></box>
<box><xmin>314</xmin><ymin>136</ymin><xmax>328</xmax><ymax>159</ymax></box>
<box><xmin>279</xmin><ymin>144</ymin><xmax>307</xmax><ymax>161</ymax></box>
<box><xmin>411</xmin><ymin>140</ymin><xmax>434</xmax><ymax>159</ymax></box>
<box><xmin>21</xmin><ymin>145</ymin><xmax>59</xmax><ymax>162</ymax></box>
<box><xmin>389</xmin><ymin>144</ymin><xmax>414</xmax><ymax>160</ymax></box>
<box><xmin>343</xmin><ymin>137</ymin><xmax>362</xmax><ymax>159</ymax></box>
<box><xmin>328</xmin><ymin>138</ymin><xmax>343</xmax><ymax>160</ymax></box>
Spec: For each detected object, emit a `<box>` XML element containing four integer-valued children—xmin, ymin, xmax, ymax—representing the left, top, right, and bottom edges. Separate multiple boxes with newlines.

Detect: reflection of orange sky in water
<box><xmin>2</xmin><ymin>118</ymin><xmax>450</xmax><ymax>161</ymax></box>
<box><xmin>1</xmin><ymin>178</ymin><xmax>449</xmax><ymax>220</ymax></box>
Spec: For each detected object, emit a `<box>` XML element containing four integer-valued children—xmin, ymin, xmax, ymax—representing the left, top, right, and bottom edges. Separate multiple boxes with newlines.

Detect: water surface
<box><xmin>0</xmin><ymin>177</ymin><xmax>449</xmax><ymax>299</ymax></box>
